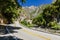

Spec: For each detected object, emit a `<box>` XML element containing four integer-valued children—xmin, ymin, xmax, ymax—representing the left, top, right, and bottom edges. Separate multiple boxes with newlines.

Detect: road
<box><xmin>0</xmin><ymin>23</ymin><xmax>60</xmax><ymax>40</ymax></box>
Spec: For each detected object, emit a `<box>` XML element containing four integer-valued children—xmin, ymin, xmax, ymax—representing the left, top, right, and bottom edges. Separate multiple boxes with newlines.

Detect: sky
<box><xmin>18</xmin><ymin>0</ymin><xmax>53</xmax><ymax>7</ymax></box>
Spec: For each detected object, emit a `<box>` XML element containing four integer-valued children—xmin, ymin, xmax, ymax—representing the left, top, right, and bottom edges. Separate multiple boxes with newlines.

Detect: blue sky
<box><xmin>18</xmin><ymin>0</ymin><xmax>53</xmax><ymax>7</ymax></box>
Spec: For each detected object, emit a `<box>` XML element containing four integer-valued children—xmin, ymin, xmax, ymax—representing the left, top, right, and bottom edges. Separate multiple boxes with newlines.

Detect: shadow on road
<box><xmin>0</xmin><ymin>25</ymin><xmax>22</xmax><ymax>34</ymax></box>
<box><xmin>0</xmin><ymin>36</ymin><xmax>23</xmax><ymax>40</ymax></box>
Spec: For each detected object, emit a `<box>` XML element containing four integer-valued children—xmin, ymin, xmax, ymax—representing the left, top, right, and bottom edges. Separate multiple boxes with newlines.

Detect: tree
<box><xmin>0</xmin><ymin>0</ymin><xmax>25</xmax><ymax>24</ymax></box>
<box><xmin>32</xmin><ymin>0</ymin><xmax>60</xmax><ymax>29</ymax></box>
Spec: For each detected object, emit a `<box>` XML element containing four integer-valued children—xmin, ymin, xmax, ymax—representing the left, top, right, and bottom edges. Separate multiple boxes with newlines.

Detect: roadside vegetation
<box><xmin>20</xmin><ymin>0</ymin><xmax>60</xmax><ymax>30</ymax></box>
<box><xmin>0</xmin><ymin>0</ymin><xmax>60</xmax><ymax>30</ymax></box>
<box><xmin>0</xmin><ymin>0</ymin><xmax>60</xmax><ymax>35</ymax></box>
<box><xmin>20</xmin><ymin>19</ymin><xmax>34</xmax><ymax>28</ymax></box>
<box><xmin>0</xmin><ymin>0</ymin><xmax>25</xmax><ymax>24</ymax></box>
<box><xmin>32</xmin><ymin>0</ymin><xmax>60</xmax><ymax>30</ymax></box>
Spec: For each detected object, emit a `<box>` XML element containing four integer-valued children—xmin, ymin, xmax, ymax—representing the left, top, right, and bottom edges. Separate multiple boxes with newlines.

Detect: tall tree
<box><xmin>32</xmin><ymin>0</ymin><xmax>60</xmax><ymax>29</ymax></box>
<box><xmin>0</xmin><ymin>0</ymin><xmax>25</xmax><ymax>24</ymax></box>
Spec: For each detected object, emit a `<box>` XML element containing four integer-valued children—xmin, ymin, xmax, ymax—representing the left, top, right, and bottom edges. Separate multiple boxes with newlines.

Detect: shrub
<box><xmin>20</xmin><ymin>20</ymin><xmax>27</xmax><ymax>26</ymax></box>
<box><xmin>51</xmin><ymin>24</ymin><xmax>60</xmax><ymax>30</ymax></box>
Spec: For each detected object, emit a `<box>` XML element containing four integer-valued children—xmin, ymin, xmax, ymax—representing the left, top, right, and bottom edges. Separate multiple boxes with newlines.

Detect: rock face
<box><xmin>20</xmin><ymin>5</ymin><xmax>46</xmax><ymax>20</ymax></box>
<box><xmin>20</xmin><ymin>0</ymin><xmax>56</xmax><ymax>20</ymax></box>
<box><xmin>19</xmin><ymin>5</ymin><xmax>47</xmax><ymax>24</ymax></box>
<box><xmin>20</xmin><ymin>6</ymin><xmax>37</xmax><ymax>20</ymax></box>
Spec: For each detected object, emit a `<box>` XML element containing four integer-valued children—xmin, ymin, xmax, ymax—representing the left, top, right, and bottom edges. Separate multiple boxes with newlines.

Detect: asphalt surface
<box><xmin>0</xmin><ymin>23</ymin><xmax>60</xmax><ymax>40</ymax></box>
<box><xmin>13</xmin><ymin>24</ymin><xmax>60</xmax><ymax>40</ymax></box>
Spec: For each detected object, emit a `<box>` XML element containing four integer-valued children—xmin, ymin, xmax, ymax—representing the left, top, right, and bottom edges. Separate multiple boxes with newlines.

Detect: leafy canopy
<box><xmin>0</xmin><ymin>0</ymin><xmax>25</xmax><ymax>23</ymax></box>
<box><xmin>32</xmin><ymin>0</ymin><xmax>60</xmax><ymax>29</ymax></box>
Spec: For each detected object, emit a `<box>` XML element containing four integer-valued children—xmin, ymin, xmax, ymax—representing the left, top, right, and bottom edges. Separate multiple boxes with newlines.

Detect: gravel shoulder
<box><xmin>31</xmin><ymin>27</ymin><xmax>60</xmax><ymax>36</ymax></box>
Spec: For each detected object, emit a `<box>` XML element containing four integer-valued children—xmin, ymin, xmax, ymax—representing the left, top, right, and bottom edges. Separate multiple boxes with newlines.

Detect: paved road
<box><xmin>0</xmin><ymin>24</ymin><xmax>60</xmax><ymax>40</ymax></box>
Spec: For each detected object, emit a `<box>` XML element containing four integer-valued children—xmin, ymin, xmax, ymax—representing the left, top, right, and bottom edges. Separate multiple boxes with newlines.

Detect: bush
<box><xmin>32</xmin><ymin>0</ymin><xmax>60</xmax><ymax>29</ymax></box>
<box><xmin>51</xmin><ymin>24</ymin><xmax>60</xmax><ymax>30</ymax></box>
<box><xmin>20</xmin><ymin>20</ymin><xmax>27</xmax><ymax>26</ymax></box>
<box><xmin>20</xmin><ymin>20</ymin><xmax>34</xmax><ymax>28</ymax></box>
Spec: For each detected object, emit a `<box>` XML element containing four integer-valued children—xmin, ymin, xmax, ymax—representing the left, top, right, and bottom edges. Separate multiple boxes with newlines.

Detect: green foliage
<box><xmin>51</xmin><ymin>24</ymin><xmax>60</xmax><ymax>30</ymax></box>
<box><xmin>21</xmin><ymin>0</ymin><xmax>26</xmax><ymax>3</ymax></box>
<box><xmin>0</xmin><ymin>0</ymin><xmax>25</xmax><ymax>23</ymax></box>
<box><xmin>32</xmin><ymin>13</ymin><xmax>46</xmax><ymax>26</ymax></box>
<box><xmin>32</xmin><ymin>0</ymin><xmax>60</xmax><ymax>29</ymax></box>
<box><xmin>21</xmin><ymin>20</ymin><xmax>28</xmax><ymax>25</ymax></box>
<box><xmin>20</xmin><ymin>20</ymin><xmax>34</xmax><ymax>28</ymax></box>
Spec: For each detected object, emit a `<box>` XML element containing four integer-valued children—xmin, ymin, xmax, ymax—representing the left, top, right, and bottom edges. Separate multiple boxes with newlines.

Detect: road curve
<box><xmin>0</xmin><ymin>24</ymin><xmax>60</xmax><ymax>40</ymax></box>
<box><xmin>14</xmin><ymin>24</ymin><xmax>60</xmax><ymax>40</ymax></box>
